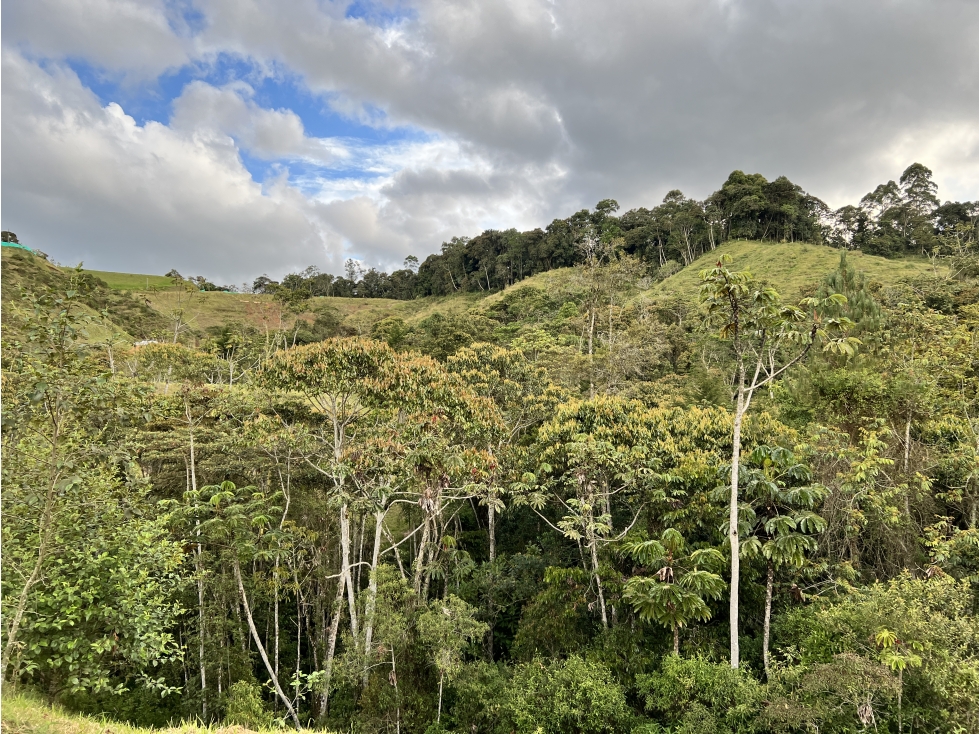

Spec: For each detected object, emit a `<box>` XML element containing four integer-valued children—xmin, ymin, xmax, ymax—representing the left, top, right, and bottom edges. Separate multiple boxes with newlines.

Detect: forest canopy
<box><xmin>251</xmin><ymin>164</ymin><xmax>978</xmax><ymax>303</ymax></box>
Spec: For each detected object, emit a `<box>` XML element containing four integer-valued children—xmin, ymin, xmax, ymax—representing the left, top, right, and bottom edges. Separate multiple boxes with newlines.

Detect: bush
<box><xmin>223</xmin><ymin>680</ymin><xmax>272</xmax><ymax>729</ymax></box>
<box><xmin>637</xmin><ymin>656</ymin><xmax>763</xmax><ymax>734</ymax></box>
<box><xmin>772</xmin><ymin>573</ymin><xmax>979</xmax><ymax>733</ymax></box>
<box><xmin>502</xmin><ymin>656</ymin><xmax>633</xmax><ymax>734</ymax></box>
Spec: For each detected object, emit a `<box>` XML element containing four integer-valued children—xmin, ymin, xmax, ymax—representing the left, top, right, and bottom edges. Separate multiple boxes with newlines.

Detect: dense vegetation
<box><xmin>251</xmin><ymin>163</ymin><xmax>978</xmax><ymax>301</ymax></box>
<box><xmin>2</xmin><ymin>163</ymin><xmax>978</xmax><ymax>734</ymax></box>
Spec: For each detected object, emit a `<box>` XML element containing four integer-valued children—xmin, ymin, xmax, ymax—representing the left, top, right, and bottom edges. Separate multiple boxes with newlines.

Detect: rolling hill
<box><xmin>2</xmin><ymin>241</ymin><xmax>943</xmax><ymax>344</ymax></box>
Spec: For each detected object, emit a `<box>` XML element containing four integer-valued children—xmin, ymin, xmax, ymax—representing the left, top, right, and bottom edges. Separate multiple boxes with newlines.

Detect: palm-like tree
<box><xmin>732</xmin><ymin>445</ymin><xmax>826</xmax><ymax>677</ymax></box>
<box><xmin>622</xmin><ymin>529</ymin><xmax>726</xmax><ymax>655</ymax></box>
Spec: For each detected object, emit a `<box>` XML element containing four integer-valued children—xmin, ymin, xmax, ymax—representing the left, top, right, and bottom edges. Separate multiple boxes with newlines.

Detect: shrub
<box><xmin>637</xmin><ymin>656</ymin><xmax>763</xmax><ymax>734</ymax></box>
<box><xmin>502</xmin><ymin>655</ymin><xmax>633</xmax><ymax>734</ymax></box>
<box><xmin>223</xmin><ymin>680</ymin><xmax>272</xmax><ymax>729</ymax></box>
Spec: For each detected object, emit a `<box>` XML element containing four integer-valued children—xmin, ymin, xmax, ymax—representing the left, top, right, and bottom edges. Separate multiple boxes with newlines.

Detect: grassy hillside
<box><xmin>4</xmin><ymin>241</ymin><xmax>940</xmax><ymax>342</ymax></box>
<box><xmin>142</xmin><ymin>290</ymin><xmax>484</xmax><ymax>335</ymax></box>
<box><xmin>0</xmin><ymin>692</ymin><xmax>279</xmax><ymax>734</ymax></box>
<box><xmin>647</xmin><ymin>240</ymin><xmax>941</xmax><ymax>301</ymax></box>
<box><xmin>1</xmin><ymin>249</ymin><xmax>172</xmax><ymax>342</ymax></box>
<box><xmin>478</xmin><ymin>240</ymin><xmax>941</xmax><ymax>318</ymax></box>
<box><xmin>70</xmin><ymin>269</ymin><xmax>176</xmax><ymax>291</ymax></box>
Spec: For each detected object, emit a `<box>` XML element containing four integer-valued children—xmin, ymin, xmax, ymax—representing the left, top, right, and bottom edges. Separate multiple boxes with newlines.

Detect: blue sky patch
<box><xmin>62</xmin><ymin>51</ymin><xmax>431</xmax><ymax>194</ymax></box>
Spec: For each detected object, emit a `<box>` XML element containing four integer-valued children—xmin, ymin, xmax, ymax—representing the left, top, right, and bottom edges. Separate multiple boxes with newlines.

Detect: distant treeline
<box><xmin>251</xmin><ymin>164</ymin><xmax>978</xmax><ymax>300</ymax></box>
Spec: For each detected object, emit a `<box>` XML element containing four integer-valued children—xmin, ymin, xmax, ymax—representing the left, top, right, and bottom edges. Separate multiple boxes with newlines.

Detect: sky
<box><xmin>2</xmin><ymin>0</ymin><xmax>978</xmax><ymax>285</ymax></box>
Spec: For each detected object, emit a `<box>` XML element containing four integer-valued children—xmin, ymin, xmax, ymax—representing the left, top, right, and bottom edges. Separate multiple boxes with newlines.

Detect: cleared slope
<box><xmin>1</xmin><ymin>249</ymin><xmax>169</xmax><ymax>341</ymax></box>
<box><xmin>70</xmin><ymin>269</ymin><xmax>176</xmax><ymax>291</ymax></box>
<box><xmin>648</xmin><ymin>240</ymin><xmax>940</xmax><ymax>302</ymax></box>
<box><xmin>141</xmin><ymin>290</ymin><xmax>485</xmax><ymax>336</ymax></box>
<box><xmin>6</xmin><ymin>242</ymin><xmax>941</xmax><ymax>340</ymax></box>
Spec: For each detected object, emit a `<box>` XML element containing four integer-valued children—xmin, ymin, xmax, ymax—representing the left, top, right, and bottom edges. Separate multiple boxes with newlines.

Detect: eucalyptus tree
<box><xmin>700</xmin><ymin>254</ymin><xmax>857</xmax><ymax>668</ymax></box>
<box><xmin>518</xmin><ymin>397</ymin><xmax>659</xmax><ymax>629</ymax></box>
<box><xmin>447</xmin><ymin>343</ymin><xmax>563</xmax><ymax>657</ymax></box>
<box><xmin>447</xmin><ymin>343</ymin><xmax>563</xmax><ymax>560</ymax></box>
<box><xmin>259</xmin><ymin>338</ymin><xmax>498</xmax><ymax>708</ymax></box>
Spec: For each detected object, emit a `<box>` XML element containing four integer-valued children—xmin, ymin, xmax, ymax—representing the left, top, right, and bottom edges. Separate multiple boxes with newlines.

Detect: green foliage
<box><xmin>775</xmin><ymin>574</ymin><xmax>979</xmax><ymax>732</ymax></box>
<box><xmin>417</xmin><ymin>596</ymin><xmax>487</xmax><ymax>684</ymax></box>
<box><xmin>3</xmin><ymin>175</ymin><xmax>979</xmax><ymax>734</ymax></box>
<box><xmin>502</xmin><ymin>656</ymin><xmax>633</xmax><ymax>734</ymax></box>
<box><xmin>223</xmin><ymin>680</ymin><xmax>273</xmax><ymax>729</ymax></box>
<box><xmin>622</xmin><ymin>530</ymin><xmax>725</xmax><ymax>650</ymax></box>
<box><xmin>637</xmin><ymin>656</ymin><xmax>763</xmax><ymax>734</ymax></box>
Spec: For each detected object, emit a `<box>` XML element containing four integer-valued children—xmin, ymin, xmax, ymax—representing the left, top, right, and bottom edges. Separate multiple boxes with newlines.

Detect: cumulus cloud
<box><xmin>169</xmin><ymin>80</ymin><xmax>346</xmax><ymax>163</ymax></box>
<box><xmin>0</xmin><ymin>52</ymin><xmax>328</xmax><ymax>282</ymax></box>
<box><xmin>2</xmin><ymin>0</ymin><xmax>978</xmax><ymax>280</ymax></box>
<box><xmin>1</xmin><ymin>0</ymin><xmax>190</xmax><ymax>79</ymax></box>
<box><xmin>194</xmin><ymin>0</ymin><xmax>979</xmax><ymax>207</ymax></box>
<box><xmin>0</xmin><ymin>51</ymin><xmax>562</xmax><ymax>279</ymax></box>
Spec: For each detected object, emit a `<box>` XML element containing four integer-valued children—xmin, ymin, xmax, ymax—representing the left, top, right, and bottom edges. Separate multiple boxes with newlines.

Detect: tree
<box><xmin>699</xmin><ymin>254</ymin><xmax>856</xmax><ymax>668</ymax></box>
<box><xmin>417</xmin><ymin>594</ymin><xmax>487</xmax><ymax>723</ymax></box>
<box><xmin>187</xmin><ymin>481</ymin><xmax>302</xmax><ymax>729</ymax></box>
<box><xmin>1</xmin><ymin>285</ymin><xmax>184</xmax><ymax>695</ymax></box>
<box><xmin>622</xmin><ymin>529</ymin><xmax>726</xmax><ymax>654</ymax></box>
<box><xmin>732</xmin><ymin>445</ymin><xmax>826</xmax><ymax>676</ymax></box>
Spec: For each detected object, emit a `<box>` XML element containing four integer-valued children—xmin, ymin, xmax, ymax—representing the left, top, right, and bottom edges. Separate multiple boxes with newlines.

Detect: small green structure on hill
<box><xmin>1</xmin><ymin>231</ymin><xmax>34</xmax><ymax>254</ymax></box>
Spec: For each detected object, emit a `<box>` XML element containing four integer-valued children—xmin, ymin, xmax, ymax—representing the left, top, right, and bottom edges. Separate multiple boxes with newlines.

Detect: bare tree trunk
<box><xmin>486</xmin><ymin>492</ymin><xmax>496</xmax><ymax>661</ymax></box>
<box><xmin>197</xmin><ymin>554</ymin><xmax>207</xmax><ymax>720</ymax></box>
<box><xmin>340</xmin><ymin>504</ymin><xmax>359</xmax><ymax>640</ymax></box>
<box><xmin>588</xmin><ymin>531</ymin><xmax>609</xmax><ymax>628</ymax></box>
<box><xmin>673</xmin><ymin>626</ymin><xmax>679</xmax><ymax>656</ymax></box>
<box><xmin>361</xmin><ymin>509</ymin><xmax>385</xmax><ymax>687</ymax></box>
<box><xmin>763</xmin><ymin>561</ymin><xmax>774</xmax><ymax>678</ymax></box>
<box><xmin>391</xmin><ymin>646</ymin><xmax>401</xmax><ymax>734</ymax></box>
<box><xmin>729</xmin><ymin>378</ymin><xmax>745</xmax><ymax>669</ymax></box>
<box><xmin>319</xmin><ymin>576</ymin><xmax>345</xmax><ymax>719</ymax></box>
<box><xmin>273</xmin><ymin>564</ymin><xmax>280</xmax><ymax>684</ymax></box>
<box><xmin>904</xmin><ymin>413</ymin><xmax>912</xmax><ymax>473</ymax></box>
<box><xmin>437</xmin><ymin>672</ymin><xmax>445</xmax><ymax>723</ymax></box>
<box><xmin>232</xmin><ymin>558</ymin><xmax>301</xmax><ymax>729</ymax></box>
<box><xmin>355</xmin><ymin>513</ymin><xmax>366</xmax><ymax>591</ymax></box>
<box><xmin>488</xmin><ymin>492</ymin><xmax>497</xmax><ymax>564</ymax></box>
<box><xmin>294</xmin><ymin>574</ymin><xmax>302</xmax><ymax>698</ymax></box>
<box><xmin>382</xmin><ymin>524</ymin><xmax>407</xmax><ymax>579</ymax></box>
<box><xmin>413</xmin><ymin>516</ymin><xmax>431</xmax><ymax>595</ymax></box>
<box><xmin>588</xmin><ymin>308</ymin><xmax>597</xmax><ymax>399</ymax></box>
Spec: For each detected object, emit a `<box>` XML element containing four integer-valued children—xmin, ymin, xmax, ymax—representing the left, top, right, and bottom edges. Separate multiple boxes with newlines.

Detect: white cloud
<box><xmin>194</xmin><ymin>0</ymin><xmax>979</xmax><ymax>207</ymax></box>
<box><xmin>0</xmin><ymin>51</ymin><xmax>564</xmax><ymax>280</ymax></box>
<box><xmin>0</xmin><ymin>52</ymin><xmax>328</xmax><ymax>282</ymax></box>
<box><xmin>170</xmin><ymin>80</ymin><xmax>346</xmax><ymax>163</ymax></box>
<box><xmin>2</xmin><ymin>0</ymin><xmax>189</xmax><ymax>79</ymax></box>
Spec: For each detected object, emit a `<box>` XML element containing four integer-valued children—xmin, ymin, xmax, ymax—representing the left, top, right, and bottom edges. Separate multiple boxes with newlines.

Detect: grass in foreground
<box><xmin>0</xmin><ymin>692</ymin><xmax>272</xmax><ymax>734</ymax></box>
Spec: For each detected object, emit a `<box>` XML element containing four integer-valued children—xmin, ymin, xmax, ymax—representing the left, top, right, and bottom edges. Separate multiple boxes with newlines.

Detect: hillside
<box><xmin>4</xmin><ymin>242</ymin><xmax>940</xmax><ymax>344</ymax></box>
<box><xmin>645</xmin><ymin>240</ymin><xmax>942</xmax><ymax>302</ymax></box>
<box><xmin>3</xmin><ymin>234</ymin><xmax>977</xmax><ymax>734</ymax></box>
<box><xmin>479</xmin><ymin>240</ymin><xmax>941</xmax><ymax>315</ymax></box>
<box><xmin>1</xmin><ymin>249</ymin><xmax>169</xmax><ymax>341</ymax></box>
